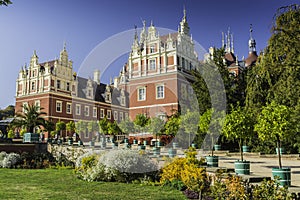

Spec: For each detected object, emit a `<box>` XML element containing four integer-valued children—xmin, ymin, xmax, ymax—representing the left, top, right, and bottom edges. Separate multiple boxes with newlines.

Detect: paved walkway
<box><xmin>199</xmin><ymin>152</ymin><xmax>300</xmax><ymax>193</ymax></box>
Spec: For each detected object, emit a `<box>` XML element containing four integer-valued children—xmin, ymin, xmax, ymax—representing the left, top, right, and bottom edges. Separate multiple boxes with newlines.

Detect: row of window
<box><xmin>55</xmin><ymin>101</ymin><xmax>128</xmax><ymax>120</ymax></box>
<box><xmin>56</xmin><ymin>80</ymin><xmax>71</xmax><ymax>91</ymax></box>
<box><xmin>138</xmin><ymin>84</ymin><xmax>164</xmax><ymax>101</ymax></box>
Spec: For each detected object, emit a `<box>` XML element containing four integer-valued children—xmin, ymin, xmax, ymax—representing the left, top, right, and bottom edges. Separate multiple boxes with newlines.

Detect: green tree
<box><xmin>133</xmin><ymin>114</ymin><xmax>149</xmax><ymax>133</ymax></box>
<box><xmin>98</xmin><ymin>117</ymin><xmax>109</xmax><ymax>134</ymax></box>
<box><xmin>222</xmin><ymin>105</ymin><xmax>254</xmax><ymax>161</ymax></box>
<box><xmin>56</xmin><ymin>121</ymin><xmax>66</xmax><ymax>137</ymax></box>
<box><xmin>254</xmin><ymin>101</ymin><xmax>293</xmax><ymax>168</ymax></box>
<box><xmin>164</xmin><ymin>113</ymin><xmax>180</xmax><ymax>136</ymax></box>
<box><xmin>66</xmin><ymin>121</ymin><xmax>76</xmax><ymax>136</ymax></box>
<box><xmin>107</xmin><ymin>121</ymin><xmax>121</xmax><ymax>135</ymax></box>
<box><xmin>148</xmin><ymin>117</ymin><xmax>165</xmax><ymax>146</ymax></box>
<box><xmin>246</xmin><ymin>5</ymin><xmax>300</xmax><ymax>112</ymax></box>
<box><xmin>43</xmin><ymin>120</ymin><xmax>55</xmax><ymax>136</ymax></box>
<box><xmin>12</xmin><ymin>104</ymin><xmax>46</xmax><ymax>133</ymax></box>
<box><xmin>0</xmin><ymin>105</ymin><xmax>15</xmax><ymax>120</ymax></box>
<box><xmin>118</xmin><ymin>118</ymin><xmax>134</xmax><ymax>134</ymax></box>
<box><xmin>87</xmin><ymin>121</ymin><xmax>98</xmax><ymax>133</ymax></box>
<box><xmin>75</xmin><ymin>120</ymin><xmax>88</xmax><ymax>134</ymax></box>
<box><xmin>181</xmin><ymin>109</ymin><xmax>200</xmax><ymax>146</ymax></box>
<box><xmin>199</xmin><ymin>109</ymin><xmax>224</xmax><ymax>156</ymax></box>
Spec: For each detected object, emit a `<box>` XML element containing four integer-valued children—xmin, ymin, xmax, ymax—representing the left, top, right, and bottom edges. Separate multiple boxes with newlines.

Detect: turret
<box><xmin>93</xmin><ymin>69</ymin><xmax>100</xmax><ymax>84</ymax></box>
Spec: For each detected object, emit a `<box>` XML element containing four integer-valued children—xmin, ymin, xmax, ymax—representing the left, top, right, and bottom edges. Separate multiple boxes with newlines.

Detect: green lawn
<box><xmin>0</xmin><ymin>168</ymin><xmax>187</xmax><ymax>200</ymax></box>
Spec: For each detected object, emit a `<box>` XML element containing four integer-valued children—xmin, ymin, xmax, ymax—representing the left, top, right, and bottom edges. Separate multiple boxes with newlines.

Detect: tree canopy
<box><xmin>12</xmin><ymin>104</ymin><xmax>45</xmax><ymax>133</ymax></box>
<box><xmin>246</xmin><ymin>5</ymin><xmax>300</xmax><ymax>112</ymax></box>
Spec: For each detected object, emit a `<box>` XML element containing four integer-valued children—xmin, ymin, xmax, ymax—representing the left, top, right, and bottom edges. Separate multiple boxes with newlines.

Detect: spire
<box><xmin>63</xmin><ymin>41</ymin><xmax>66</xmax><ymax>51</ymax></box>
<box><xmin>179</xmin><ymin>6</ymin><xmax>190</xmax><ymax>35</ymax></box>
<box><xmin>183</xmin><ymin>5</ymin><xmax>187</xmax><ymax>22</ymax></box>
<box><xmin>231</xmin><ymin>33</ymin><xmax>234</xmax><ymax>53</ymax></box>
<box><xmin>248</xmin><ymin>24</ymin><xmax>256</xmax><ymax>53</ymax></box>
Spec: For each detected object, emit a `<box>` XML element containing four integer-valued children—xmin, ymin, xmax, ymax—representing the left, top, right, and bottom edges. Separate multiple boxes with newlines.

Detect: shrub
<box><xmin>75</xmin><ymin>149</ymin><xmax>159</xmax><ymax>183</ymax></box>
<box><xmin>18</xmin><ymin>152</ymin><xmax>56</xmax><ymax>169</ymax></box>
<box><xmin>252</xmin><ymin>178</ymin><xmax>291</xmax><ymax>199</ymax></box>
<box><xmin>99</xmin><ymin>149</ymin><xmax>158</xmax><ymax>173</ymax></box>
<box><xmin>1</xmin><ymin>153</ymin><xmax>20</xmax><ymax>168</ymax></box>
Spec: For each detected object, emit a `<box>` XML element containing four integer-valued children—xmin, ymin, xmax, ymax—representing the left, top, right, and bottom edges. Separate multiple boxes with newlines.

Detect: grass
<box><xmin>0</xmin><ymin>168</ymin><xmax>187</xmax><ymax>200</ymax></box>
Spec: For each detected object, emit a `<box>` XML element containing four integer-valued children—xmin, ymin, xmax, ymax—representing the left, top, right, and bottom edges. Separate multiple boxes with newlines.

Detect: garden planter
<box><xmin>57</xmin><ymin>139</ymin><xmax>62</xmax><ymax>145</ymax></box>
<box><xmin>205</xmin><ymin>156</ymin><xmax>218</xmax><ymax>167</ymax></box>
<box><xmin>276</xmin><ymin>147</ymin><xmax>286</xmax><ymax>155</ymax></box>
<box><xmin>168</xmin><ymin>148</ymin><xmax>177</xmax><ymax>158</ymax></box>
<box><xmin>234</xmin><ymin>160</ymin><xmax>250</xmax><ymax>175</ymax></box>
<box><xmin>156</xmin><ymin>141</ymin><xmax>162</xmax><ymax>147</ymax></box>
<box><xmin>143</xmin><ymin>140</ymin><xmax>148</xmax><ymax>146</ymax></box>
<box><xmin>68</xmin><ymin>139</ymin><xmax>73</xmax><ymax>145</ymax></box>
<box><xmin>214</xmin><ymin>144</ymin><xmax>221</xmax><ymax>151</ymax></box>
<box><xmin>78</xmin><ymin>140</ymin><xmax>83</xmax><ymax>146</ymax></box>
<box><xmin>133</xmin><ymin>139</ymin><xmax>138</xmax><ymax>145</ymax></box>
<box><xmin>242</xmin><ymin>145</ymin><xmax>250</xmax><ymax>153</ymax></box>
<box><xmin>90</xmin><ymin>141</ymin><xmax>95</xmax><ymax>147</ymax></box>
<box><xmin>172</xmin><ymin>142</ymin><xmax>179</xmax><ymax>149</ymax></box>
<box><xmin>112</xmin><ymin>142</ymin><xmax>118</xmax><ymax>149</ymax></box>
<box><xmin>124</xmin><ymin>138</ymin><xmax>129</xmax><ymax>143</ymax></box>
<box><xmin>152</xmin><ymin>147</ymin><xmax>160</xmax><ymax>156</ymax></box>
<box><xmin>138</xmin><ymin>145</ymin><xmax>146</xmax><ymax>150</ymax></box>
<box><xmin>272</xmin><ymin>167</ymin><xmax>291</xmax><ymax>187</ymax></box>
<box><xmin>23</xmin><ymin>133</ymin><xmax>39</xmax><ymax>143</ymax></box>
<box><xmin>191</xmin><ymin>143</ymin><xmax>197</xmax><ymax>149</ymax></box>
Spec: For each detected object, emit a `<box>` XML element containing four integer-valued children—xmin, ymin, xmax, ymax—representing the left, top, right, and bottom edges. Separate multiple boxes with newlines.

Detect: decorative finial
<box><xmin>150</xmin><ymin>20</ymin><xmax>153</xmax><ymax>27</ymax></box>
<box><xmin>236</xmin><ymin>55</ymin><xmax>238</xmax><ymax>65</ymax></box>
<box><xmin>183</xmin><ymin>5</ymin><xmax>187</xmax><ymax>21</ymax></box>
<box><xmin>250</xmin><ymin>24</ymin><xmax>253</xmax><ymax>39</ymax></box>
<box><xmin>222</xmin><ymin>32</ymin><xmax>225</xmax><ymax>48</ymax></box>
<box><xmin>63</xmin><ymin>41</ymin><xmax>66</xmax><ymax>51</ymax></box>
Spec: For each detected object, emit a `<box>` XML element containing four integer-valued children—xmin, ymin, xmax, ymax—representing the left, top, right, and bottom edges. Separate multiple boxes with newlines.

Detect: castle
<box><xmin>15</xmin><ymin>9</ymin><xmax>257</xmax><ymax>141</ymax></box>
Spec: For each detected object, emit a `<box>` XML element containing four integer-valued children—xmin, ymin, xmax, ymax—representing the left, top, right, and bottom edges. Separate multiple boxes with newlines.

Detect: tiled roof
<box><xmin>245</xmin><ymin>52</ymin><xmax>258</xmax><ymax>67</ymax></box>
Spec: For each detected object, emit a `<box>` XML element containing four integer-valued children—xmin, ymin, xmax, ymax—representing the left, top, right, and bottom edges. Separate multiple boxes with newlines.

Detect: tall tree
<box><xmin>222</xmin><ymin>105</ymin><xmax>255</xmax><ymax>161</ymax></box>
<box><xmin>12</xmin><ymin>104</ymin><xmax>46</xmax><ymax>133</ymax></box>
<box><xmin>246</xmin><ymin>5</ymin><xmax>300</xmax><ymax>112</ymax></box>
<box><xmin>255</xmin><ymin>101</ymin><xmax>293</xmax><ymax>168</ymax></box>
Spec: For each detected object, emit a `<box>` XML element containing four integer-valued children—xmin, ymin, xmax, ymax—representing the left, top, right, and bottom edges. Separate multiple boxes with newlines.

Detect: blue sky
<box><xmin>0</xmin><ymin>0</ymin><xmax>298</xmax><ymax>108</ymax></box>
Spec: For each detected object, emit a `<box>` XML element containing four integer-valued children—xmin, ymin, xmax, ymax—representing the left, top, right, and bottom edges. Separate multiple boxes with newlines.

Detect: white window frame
<box><xmin>100</xmin><ymin>109</ymin><xmax>104</xmax><ymax>118</ymax></box>
<box><xmin>138</xmin><ymin>87</ymin><xmax>146</xmax><ymax>101</ymax></box>
<box><xmin>66</xmin><ymin>82</ymin><xmax>70</xmax><ymax>91</ymax></box>
<box><xmin>156</xmin><ymin>84</ymin><xmax>164</xmax><ymax>99</ymax></box>
<box><xmin>107</xmin><ymin>110</ymin><xmax>111</xmax><ymax>119</ymax></box>
<box><xmin>84</xmin><ymin>106</ymin><xmax>89</xmax><ymax>117</ymax></box>
<box><xmin>76</xmin><ymin>104</ymin><xmax>81</xmax><ymax>115</ymax></box>
<box><xmin>149</xmin><ymin>59</ymin><xmax>156</xmax><ymax>70</ymax></box>
<box><xmin>56</xmin><ymin>101</ymin><xmax>62</xmax><ymax>113</ymax></box>
<box><xmin>114</xmin><ymin>111</ymin><xmax>118</xmax><ymax>121</ymax></box>
<box><xmin>66</xmin><ymin>102</ymin><xmax>72</xmax><ymax>114</ymax></box>
<box><xmin>93</xmin><ymin>107</ymin><xmax>97</xmax><ymax>118</ymax></box>
<box><xmin>150</xmin><ymin>45</ymin><xmax>155</xmax><ymax>53</ymax></box>
<box><xmin>31</xmin><ymin>81</ymin><xmax>35</xmax><ymax>91</ymax></box>
<box><xmin>120</xmin><ymin>112</ymin><xmax>123</xmax><ymax>121</ymax></box>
